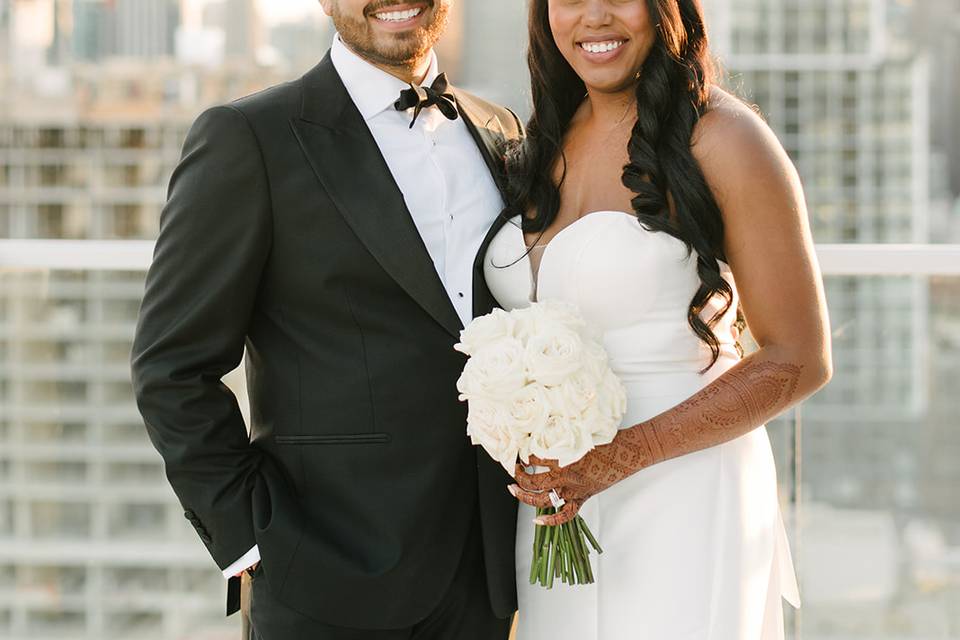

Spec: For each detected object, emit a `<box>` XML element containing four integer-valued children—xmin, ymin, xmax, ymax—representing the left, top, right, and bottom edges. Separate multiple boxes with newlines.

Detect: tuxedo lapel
<box><xmin>452</xmin><ymin>90</ymin><xmax>509</xmax><ymax>196</ymax></box>
<box><xmin>452</xmin><ymin>90</ymin><xmax>517</xmax><ymax>319</ymax></box>
<box><xmin>291</xmin><ymin>53</ymin><xmax>463</xmax><ymax>339</ymax></box>
<box><xmin>471</xmin><ymin>210</ymin><xmax>513</xmax><ymax>318</ymax></box>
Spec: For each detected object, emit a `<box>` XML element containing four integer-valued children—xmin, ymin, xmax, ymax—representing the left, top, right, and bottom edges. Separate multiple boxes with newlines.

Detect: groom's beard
<box><xmin>331</xmin><ymin>0</ymin><xmax>450</xmax><ymax>69</ymax></box>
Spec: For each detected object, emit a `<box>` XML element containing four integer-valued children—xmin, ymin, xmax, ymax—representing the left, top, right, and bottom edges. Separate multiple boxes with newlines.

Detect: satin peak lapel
<box><xmin>452</xmin><ymin>90</ymin><xmax>509</xmax><ymax>196</ymax></box>
<box><xmin>452</xmin><ymin>90</ymin><xmax>516</xmax><ymax>319</ymax></box>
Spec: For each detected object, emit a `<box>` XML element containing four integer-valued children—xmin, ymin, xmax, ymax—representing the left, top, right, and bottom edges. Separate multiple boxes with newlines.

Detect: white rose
<box><xmin>466</xmin><ymin>399</ymin><xmax>523</xmax><ymax>474</ymax></box>
<box><xmin>524</xmin><ymin>328</ymin><xmax>585</xmax><ymax>387</ymax></box>
<box><xmin>597</xmin><ymin>368</ymin><xmax>628</xmax><ymax>424</ymax></box>
<box><xmin>455</xmin><ymin>308</ymin><xmax>516</xmax><ymax>356</ymax></box>
<box><xmin>532</xmin><ymin>299</ymin><xmax>586</xmax><ymax>327</ymax></box>
<box><xmin>561</xmin><ymin>370</ymin><xmax>602</xmax><ymax>415</ymax></box>
<box><xmin>529</xmin><ymin>413</ymin><xmax>592</xmax><ymax>467</ymax></box>
<box><xmin>503</xmin><ymin>306</ymin><xmax>535</xmax><ymax>343</ymax></box>
<box><xmin>505</xmin><ymin>383</ymin><xmax>551</xmax><ymax>439</ymax></box>
<box><xmin>581</xmin><ymin>340</ymin><xmax>611</xmax><ymax>381</ymax></box>
<box><xmin>456</xmin><ymin>336</ymin><xmax>527</xmax><ymax>400</ymax></box>
<box><xmin>513</xmin><ymin>300</ymin><xmax>586</xmax><ymax>340</ymax></box>
<box><xmin>582</xmin><ymin>402</ymin><xmax>619</xmax><ymax>447</ymax></box>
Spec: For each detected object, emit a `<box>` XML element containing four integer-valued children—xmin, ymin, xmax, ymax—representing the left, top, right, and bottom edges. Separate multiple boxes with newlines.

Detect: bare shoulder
<box><xmin>691</xmin><ymin>86</ymin><xmax>800</xmax><ymax>209</ymax></box>
<box><xmin>692</xmin><ymin>87</ymin><xmax>784</xmax><ymax>171</ymax></box>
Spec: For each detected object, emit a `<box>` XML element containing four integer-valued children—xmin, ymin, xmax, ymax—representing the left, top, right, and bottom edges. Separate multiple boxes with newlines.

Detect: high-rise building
<box><xmin>72</xmin><ymin>0</ymin><xmax>116</xmax><ymax>62</ymax></box>
<box><xmin>267</xmin><ymin>16</ymin><xmax>332</xmax><ymax>75</ymax></box>
<box><xmin>910</xmin><ymin>0</ymin><xmax>960</xmax><ymax>210</ymax></box>
<box><xmin>0</xmin><ymin>0</ymin><xmax>11</xmax><ymax>63</ymax></box>
<box><xmin>52</xmin><ymin>0</ymin><xmax>180</xmax><ymax>63</ymax></box>
<box><xmin>203</xmin><ymin>0</ymin><xmax>261</xmax><ymax>61</ymax></box>
<box><xmin>223</xmin><ymin>0</ymin><xmax>259</xmax><ymax>60</ymax></box>
<box><xmin>114</xmin><ymin>0</ymin><xmax>179</xmax><ymax>60</ymax></box>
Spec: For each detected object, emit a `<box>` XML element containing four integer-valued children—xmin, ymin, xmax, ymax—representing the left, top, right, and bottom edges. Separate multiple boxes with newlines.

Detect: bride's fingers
<box><xmin>514</xmin><ymin>466</ymin><xmax>557</xmax><ymax>492</ymax></box>
<box><xmin>527</xmin><ymin>455</ymin><xmax>559</xmax><ymax>470</ymax></box>
<box><xmin>514</xmin><ymin>461</ymin><xmax>526</xmax><ymax>479</ymax></box>
<box><xmin>533</xmin><ymin>501</ymin><xmax>579</xmax><ymax>526</ymax></box>
<box><xmin>508</xmin><ymin>484</ymin><xmax>552</xmax><ymax>508</ymax></box>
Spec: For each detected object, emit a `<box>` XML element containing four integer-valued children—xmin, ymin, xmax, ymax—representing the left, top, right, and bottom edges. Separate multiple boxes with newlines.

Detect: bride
<box><xmin>481</xmin><ymin>0</ymin><xmax>833</xmax><ymax>638</ymax></box>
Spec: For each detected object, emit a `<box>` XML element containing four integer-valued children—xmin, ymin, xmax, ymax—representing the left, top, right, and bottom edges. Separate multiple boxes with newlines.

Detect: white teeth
<box><xmin>374</xmin><ymin>7</ymin><xmax>423</xmax><ymax>22</ymax></box>
<box><xmin>579</xmin><ymin>40</ymin><xmax>625</xmax><ymax>54</ymax></box>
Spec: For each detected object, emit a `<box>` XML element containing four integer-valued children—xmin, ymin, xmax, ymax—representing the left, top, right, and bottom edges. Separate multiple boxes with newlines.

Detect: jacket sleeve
<box><xmin>130</xmin><ymin>105</ymin><xmax>271</xmax><ymax>570</ymax></box>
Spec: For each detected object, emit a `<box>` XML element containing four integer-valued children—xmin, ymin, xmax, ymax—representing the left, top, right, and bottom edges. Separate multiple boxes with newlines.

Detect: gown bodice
<box><xmin>483</xmin><ymin>211</ymin><xmax>743</xmax><ymax>396</ymax></box>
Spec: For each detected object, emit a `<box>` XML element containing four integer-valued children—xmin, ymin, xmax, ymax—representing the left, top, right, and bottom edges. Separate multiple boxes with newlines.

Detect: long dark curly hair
<box><xmin>505</xmin><ymin>0</ymin><xmax>744</xmax><ymax>372</ymax></box>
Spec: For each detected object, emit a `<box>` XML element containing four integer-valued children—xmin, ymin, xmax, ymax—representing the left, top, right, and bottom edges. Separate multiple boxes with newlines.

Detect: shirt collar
<box><xmin>330</xmin><ymin>33</ymin><xmax>442</xmax><ymax>122</ymax></box>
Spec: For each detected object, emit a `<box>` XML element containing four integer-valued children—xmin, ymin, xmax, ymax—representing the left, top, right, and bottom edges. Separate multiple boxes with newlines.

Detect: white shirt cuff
<box><xmin>222</xmin><ymin>544</ymin><xmax>260</xmax><ymax>579</ymax></box>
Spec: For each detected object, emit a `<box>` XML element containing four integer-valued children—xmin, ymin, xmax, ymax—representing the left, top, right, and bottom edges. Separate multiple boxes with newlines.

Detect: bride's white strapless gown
<box><xmin>483</xmin><ymin>211</ymin><xmax>801</xmax><ymax>639</ymax></box>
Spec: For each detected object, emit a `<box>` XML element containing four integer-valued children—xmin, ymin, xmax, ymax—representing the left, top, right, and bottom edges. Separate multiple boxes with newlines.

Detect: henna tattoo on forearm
<box><xmin>643</xmin><ymin>359</ymin><xmax>803</xmax><ymax>465</ymax></box>
<box><xmin>514</xmin><ymin>357</ymin><xmax>806</xmax><ymax>526</ymax></box>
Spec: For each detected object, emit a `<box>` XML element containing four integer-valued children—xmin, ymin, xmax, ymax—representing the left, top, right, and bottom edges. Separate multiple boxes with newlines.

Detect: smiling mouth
<box><xmin>366</xmin><ymin>1</ymin><xmax>431</xmax><ymax>24</ymax></box>
<box><xmin>373</xmin><ymin>6</ymin><xmax>423</xmax><ymax>22</ymax></box>
<box><xmin>578</xmin><ymin>40</ymin><xmax>626</xmax><ymax>54</ymax></box>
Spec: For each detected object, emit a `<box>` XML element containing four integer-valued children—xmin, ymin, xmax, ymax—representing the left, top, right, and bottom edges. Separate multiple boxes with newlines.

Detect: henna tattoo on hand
<box><xmin>513</xmin><ymin>357</ymin><xmax>805</xmax><ymax>526</ymax></box>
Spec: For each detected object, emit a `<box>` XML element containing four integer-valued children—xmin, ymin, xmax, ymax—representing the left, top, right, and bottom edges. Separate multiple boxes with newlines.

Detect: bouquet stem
<box><xmin>529</xmin><ymin>507</ymin><xmax>602</xmax><ymax>588</ymax></box>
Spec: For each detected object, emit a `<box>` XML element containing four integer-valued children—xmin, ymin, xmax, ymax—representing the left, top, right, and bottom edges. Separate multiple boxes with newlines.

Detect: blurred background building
<box><xmin>0</xmin><ymin>0</ymin><xmax>958</xmax><ymax>639</ymax></box>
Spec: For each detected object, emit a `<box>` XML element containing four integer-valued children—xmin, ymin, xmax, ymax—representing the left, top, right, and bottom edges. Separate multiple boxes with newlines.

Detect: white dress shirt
<box><xmin>222</xmin><ymin>34</ymin><xmax>506</xmax><ymax>578</ymax></box>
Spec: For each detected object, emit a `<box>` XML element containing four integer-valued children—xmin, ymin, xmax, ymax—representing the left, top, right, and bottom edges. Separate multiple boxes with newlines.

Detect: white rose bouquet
<box><xmin>455</xmin><ymin>300</ymin><xmax>627</xmax><ymax>588</ymax></box>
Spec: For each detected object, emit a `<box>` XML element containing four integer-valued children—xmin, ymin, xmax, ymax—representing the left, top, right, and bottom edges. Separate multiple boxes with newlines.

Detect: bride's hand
<box><xmin>510</xmin><ymin>451</ymin><xmax>613</xmax><ymax>526</ymax></box>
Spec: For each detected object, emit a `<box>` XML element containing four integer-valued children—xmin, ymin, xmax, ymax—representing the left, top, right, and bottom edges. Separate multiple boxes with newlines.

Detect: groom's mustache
<box><xmin>364</xmin><ymin>0</ymin><xmax>434</xmax><ymax>16</ymax></box>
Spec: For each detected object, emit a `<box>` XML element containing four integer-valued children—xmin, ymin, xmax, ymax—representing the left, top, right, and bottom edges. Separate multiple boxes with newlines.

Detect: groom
<box><xmin>129</xmin><ymin>0</ymin><xmax>522</xmax><ymax>637</ymax></box>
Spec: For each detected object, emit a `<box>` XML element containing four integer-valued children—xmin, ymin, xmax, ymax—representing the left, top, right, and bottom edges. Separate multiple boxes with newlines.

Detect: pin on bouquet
<box><xmin>454</xmin><ymin>300</ymin><xmax>627</xmax><ymax>588</ymax></box>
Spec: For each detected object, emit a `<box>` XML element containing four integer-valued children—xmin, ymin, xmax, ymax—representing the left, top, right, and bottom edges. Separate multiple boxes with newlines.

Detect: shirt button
<box><xmin>458</xmin><ymin>292</ymin><xmax>464</xmax><ymax>298</ymax></box>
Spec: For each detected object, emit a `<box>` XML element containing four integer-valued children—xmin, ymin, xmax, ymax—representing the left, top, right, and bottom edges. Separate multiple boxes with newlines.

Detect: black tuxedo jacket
<box><xmin>130</xmin><ymin>50</ymin><xmax>523</xmax><ymax>629</ymax></box>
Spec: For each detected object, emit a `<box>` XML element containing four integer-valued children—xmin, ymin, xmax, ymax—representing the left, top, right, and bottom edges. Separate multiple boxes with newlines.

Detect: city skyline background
<box><xmin>1</xmin><ymin>0</ymin><xmax>959</xmax><ymax>639</ymax></box>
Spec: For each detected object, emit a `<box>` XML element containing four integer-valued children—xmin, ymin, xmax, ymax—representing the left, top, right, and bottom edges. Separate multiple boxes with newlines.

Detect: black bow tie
<box><xmin>394</xmin><ymin>72</ymin><xmax>459</xmax><ymax>129</ymax></box>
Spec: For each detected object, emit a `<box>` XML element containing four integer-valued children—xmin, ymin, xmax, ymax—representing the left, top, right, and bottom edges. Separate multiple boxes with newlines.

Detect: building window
<box><xmin>29</xmin><ymin>502</ymin><xmax>91</xmax><ymax>539</ymax></box>
<box><xmin>24</xmin><ymin>461</ymin><xmax>88</xmax><ymax>482</ymax></box>
<box><xmin>111</xmin><ymin>204</ymin><xmax>142</xmax><ymax>238</ymax></box>
<box><xmin>39</xmin><ymin>164</ymin><xmax>66</xmax><ymax>187</ymax></box>
<box><xmin>37</xmin><ymin>204</ymin><xmax>65</xmax><ymax>237</ymax></box>
<box><xmin>23</xmin><ymin>422</ymin><xmax>87</xmax><ymax>443</ymax></box>
<box><xmin>108</xmin><ymin>503</ymin><xmax>166</xmax><ymax>539</ymax></box>
<box><xmin>37</xmin><ymin>128</ymin><xmax>66</xmax><ymax>149</ymax></box>
<box><xmin>119</xmin><ymin>128</ymin><xmax>146</xmax><ymax>149</ymax></box>
<box><xmin>0</xmin><ymin>500</ymin><xmax>13</xmax><ymax>536</ymax></box>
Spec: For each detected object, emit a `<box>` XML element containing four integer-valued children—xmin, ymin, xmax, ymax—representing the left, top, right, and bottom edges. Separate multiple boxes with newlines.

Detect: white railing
<box><xmin>0</xmin><ymin>240</ymin><xmax>155</xmax><ymax>271</ymax></box>
<box><xmin>1</xmin><ymin>240</ymin><xmax>960</xmax><ymax>275</ymax></box>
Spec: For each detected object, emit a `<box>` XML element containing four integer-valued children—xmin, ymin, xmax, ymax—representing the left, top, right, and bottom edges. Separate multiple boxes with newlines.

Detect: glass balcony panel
<box><xmin>0</xmin><ymin>267</ymin><xmax>237</xmax><ymax>639</ymax></box>
<box><xmin>761</xmin><ymin>274</ymin><xmax>960</xmax><ymax>639</ymax></box>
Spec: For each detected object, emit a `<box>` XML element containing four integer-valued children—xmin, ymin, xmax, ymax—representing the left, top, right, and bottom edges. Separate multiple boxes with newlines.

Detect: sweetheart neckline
<box><xmin>509</xmin><ymin>210</ymin><xmax>637</xmax><ymax>302</ymax></box>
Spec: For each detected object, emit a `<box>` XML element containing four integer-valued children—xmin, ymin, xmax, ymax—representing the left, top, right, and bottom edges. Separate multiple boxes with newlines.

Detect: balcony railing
<box><xmin>3</xmin><ymin>239</ymin><xmax>960</xmax><ymax>274</ymax></box>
